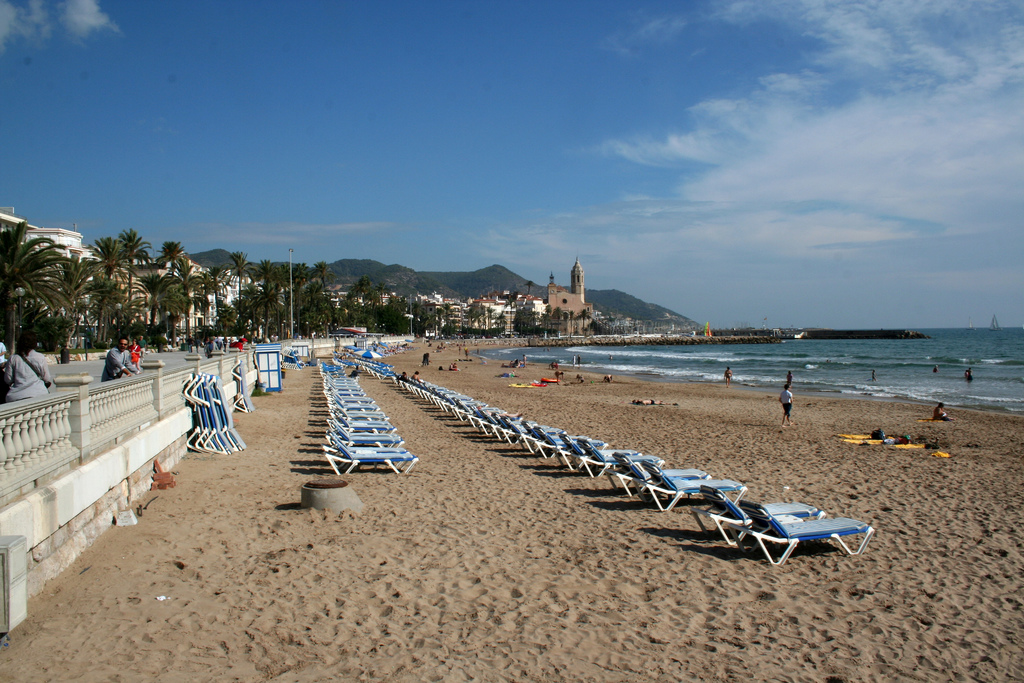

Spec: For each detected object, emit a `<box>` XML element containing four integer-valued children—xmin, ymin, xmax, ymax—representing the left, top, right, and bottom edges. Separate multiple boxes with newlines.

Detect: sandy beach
<box><xmin>3</xmin><ymin>343</ymin><xmax>1022</xmax><ymax>682</ymax></box>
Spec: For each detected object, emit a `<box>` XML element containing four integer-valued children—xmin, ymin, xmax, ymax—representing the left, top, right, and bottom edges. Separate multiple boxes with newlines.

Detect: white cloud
<box><xmin>60</xmin><ymin>0</ymin><xmax>117</xmax><ymax>38</ymax></box>
<box><xmin>0</xmin><ymin>0</ymin><xmax>115</xmax><ymax>51</ymax></box>
<box><xmin>597</xmin><ymin>0</ymin><xmax>1024</xmax><ymax>259</ymax></box>
<box><xmin>0</xmin><ymin>0</ymin><xmax>49</xmax><ymax>52</ymax></box>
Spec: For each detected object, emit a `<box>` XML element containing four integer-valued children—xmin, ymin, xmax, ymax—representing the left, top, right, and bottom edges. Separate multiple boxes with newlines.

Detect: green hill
<box><xmin>586</xmin><ymin>289</ymin><xmax>697</xmax><ymax>329</ymax></box>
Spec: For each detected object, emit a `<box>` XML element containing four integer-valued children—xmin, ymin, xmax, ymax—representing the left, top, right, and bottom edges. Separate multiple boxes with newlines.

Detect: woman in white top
<box><xmin>4</xmin><ymin>331</ymin><xmax>53</xmax><ymax>403</ymax></box>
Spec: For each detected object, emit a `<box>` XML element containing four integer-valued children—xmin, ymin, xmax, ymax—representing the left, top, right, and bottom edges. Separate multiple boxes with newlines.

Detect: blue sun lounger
<box><xmin>618</xmin><ymin>459</ymin><xmax>745</xmax><ymax>512</ymax></box>
<box><xmin>725</xmin><ymin>500</ymin><xmax>875</xmax><ymax>566</ymax></box>
<box><xmin>321</xmin><ymin>441</ymin><xmax>419</xmax><ymax>475</ymax></box>
<box><xmin>691</xmin><ymin>484</ymin><xmax>825</xmax><ymax>545</ymax></box>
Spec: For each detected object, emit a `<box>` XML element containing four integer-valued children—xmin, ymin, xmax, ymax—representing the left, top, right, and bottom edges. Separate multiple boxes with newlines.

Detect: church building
<box><xmin>546</xmin><ymin>258</ymin><xmax>594</xmax><ymax>335</ymax></box>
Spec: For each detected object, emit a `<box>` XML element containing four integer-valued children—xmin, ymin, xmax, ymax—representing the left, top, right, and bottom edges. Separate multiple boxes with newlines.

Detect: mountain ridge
<box><xmin>190</xmin><ymin>250</ymin><xmax>694</xmax><ymax>326</ymax></box>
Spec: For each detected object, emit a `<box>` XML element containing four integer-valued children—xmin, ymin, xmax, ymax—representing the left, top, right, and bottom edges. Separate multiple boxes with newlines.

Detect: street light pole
<box><xmin>289</xmin><ymin>249</ymin><xmax>294</xmax><ymax>339</ymax></box>
<box><xmin>14</xmin><ymin>287</ymin><xmax>25</xmax><ymax>345</ymax></box>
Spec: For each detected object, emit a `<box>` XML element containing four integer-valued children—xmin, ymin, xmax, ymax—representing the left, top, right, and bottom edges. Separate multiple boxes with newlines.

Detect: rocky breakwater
<box><xmin>525</xmin><ymin>335</ymin><xmax>780</xmax><ymax>348</ymax></box>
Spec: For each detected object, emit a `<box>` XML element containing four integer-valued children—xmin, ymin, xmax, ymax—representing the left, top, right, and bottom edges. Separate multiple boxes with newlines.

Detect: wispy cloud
<box><xmin>0</xmin><ymin>0</ymin><xmax>115</xmax><ymax>52</ymax></box>
<box><xmin>184</xmin><ymin>221</ymin><xmax>402</xmax><ymax>248</ymax></box>
<box><xmin>604</xmin><ymin>12</ymin><xmax>688</xmax><ymax>56</ymax></box>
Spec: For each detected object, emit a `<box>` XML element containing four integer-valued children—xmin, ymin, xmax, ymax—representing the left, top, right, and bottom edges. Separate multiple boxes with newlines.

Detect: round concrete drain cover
<box><xmin>301</xmin><ymin>478</ymin><xmax>363</xmax><ymax>514</ymax></box>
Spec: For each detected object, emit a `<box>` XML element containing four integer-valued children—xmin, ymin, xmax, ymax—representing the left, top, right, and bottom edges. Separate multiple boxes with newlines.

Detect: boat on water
<box><xmin>968</xmin><ymin>317</ymin><xmax>975</xmax><ymax>331</ymax></box>
<box><xmin>990</xmin><ymin>315</ymin><xmax>1001</xmax><ymax>331</ymax></box>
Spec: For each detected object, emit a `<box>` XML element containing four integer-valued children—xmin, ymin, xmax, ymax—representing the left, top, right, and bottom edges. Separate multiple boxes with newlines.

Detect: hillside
<box><xmin>586</xmin><ymin>289</ymin><xmax>697</xmax><ymax>329</ymax></box>
<box><xmin>190</xmin><ymin>252</ymin><xmax>691</xmax><ymax>323</ymax></box>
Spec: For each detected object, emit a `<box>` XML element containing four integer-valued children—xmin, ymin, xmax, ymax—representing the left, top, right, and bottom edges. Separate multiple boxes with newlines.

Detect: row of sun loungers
<box><xmin>333</xmin><ymin>353</ymin><xmax>875</xmax><ymax>567</ymax></box>
<box><xmin>379</xmin><ymin>369</ymin><xmax>874</xmax><ymax>567</ymax></box>
<box><xmin>319</xmin><ymin>363</ymin><xmax>419</xmax><ymax>475</ymax></box>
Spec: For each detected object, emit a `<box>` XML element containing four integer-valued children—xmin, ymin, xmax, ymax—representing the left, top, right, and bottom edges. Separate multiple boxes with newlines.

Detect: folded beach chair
<box><xmin>321</xmin><ymin>441</ymin><xmax>419</xmax><ymax>475</ymax></box>
<box><xmin>618</xmin><ymin>459</ymin><xmax>745</xmax><ymax>512</ymax></box>
<box><xmin>725</xmin><ymin>500</ymin><xmax>875</xmax><ymax>566</ymax></box>
<box><xmin>691</xmin><ymin>485</ymin><xmax>825</xmax><ymax>545</ymax></box>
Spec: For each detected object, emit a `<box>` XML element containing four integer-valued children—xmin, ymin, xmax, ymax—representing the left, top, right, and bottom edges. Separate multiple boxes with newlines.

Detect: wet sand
<box><xmin>3</xmin><ymin>344</ymin><xmax>1023</xmax><ymax>682</ymax></box>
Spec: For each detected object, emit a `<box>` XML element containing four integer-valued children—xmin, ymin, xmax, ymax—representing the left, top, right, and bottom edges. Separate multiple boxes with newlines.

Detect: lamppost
<box><xmin>14</xmin><ymin>287</ymin><xmax>25</xmax><ymax>344</ymax></box>
<box><xmin>289</xmin><ymin>249</ymin><xmax>294</xmax><ymax>339</ymax></box>
<box><xmin>405</xmin><ymin>313</ymin><xmax>413</xmax><ymax>338</ymax></box>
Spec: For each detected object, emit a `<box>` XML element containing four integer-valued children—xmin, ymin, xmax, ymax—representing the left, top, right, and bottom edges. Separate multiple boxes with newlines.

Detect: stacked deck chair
<box><xmin>232</xmin><ymin>357</ymin><xmax>255</xmax><ymax>413</ymax></box>
<box><xmin>184</xmin><ymin>372</ymin><xmax>247</xmax><ymax>454</ymax></box>
<box><xmin>320</xmin><ymin>364</ymin><xmax>419</xmax><ymax>474</ymax></box>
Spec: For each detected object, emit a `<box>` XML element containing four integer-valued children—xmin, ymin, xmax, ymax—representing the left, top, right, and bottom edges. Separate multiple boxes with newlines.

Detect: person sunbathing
<box><xmin>933</xmin><ymin>402</ymin><xmax>953</xmax><ymax>421</ymax></box>
<box><xmin>632</xmin><ymin>399</ymin><xmax>667</xmax><ymax>405</ymax></box>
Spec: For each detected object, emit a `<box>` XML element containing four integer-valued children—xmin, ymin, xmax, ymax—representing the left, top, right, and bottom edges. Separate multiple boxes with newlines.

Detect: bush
<box><xmin>149</xmin><ymin>335</ymin><xmax>168</xmax><ymax>350</ymax></box>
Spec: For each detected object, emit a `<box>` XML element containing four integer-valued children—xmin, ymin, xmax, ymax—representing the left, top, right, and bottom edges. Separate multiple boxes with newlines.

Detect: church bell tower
<box><xmin>570</xmin><ymin>258</ymin><xmax>584</xmax><ymax>300</ymax></box>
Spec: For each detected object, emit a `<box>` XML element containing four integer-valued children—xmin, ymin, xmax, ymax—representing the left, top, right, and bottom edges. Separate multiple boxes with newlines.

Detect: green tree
<box><xmin>92</xmin><ymin>236</ymin><xmax>128</xmax><ymax>282</ymax></box>
<box><xmin>229</xmin><ymin>251</ymin><xmax>250</xmax><ymax>300</ymax></box>
<box><xmin>159</xmin><ymin>241</ymin><xmax>186</xmax><ymax>273</ymax></box>
<box><xmin>117</xmin><ymin>228</ymin><xmax>152</xmax><ymax>302</ymax></box>
<box><xmin>56</xmin><ymin>256</ymin><xmax>99</xmax><ymax>349</ymax></box>
<box><xmin>139</xmin><ymin>273</ymin><xmax>169</xmax><ymax>326</ymax></box>
<box><xmin>0</xmin><ymin>222</ymin><xmax>65</xmax><ymax>349</ymax></box>
<box><xmin>172</xmin><ymin>256</ymin><xmax>202</xmax><ymax>341</ymax></box>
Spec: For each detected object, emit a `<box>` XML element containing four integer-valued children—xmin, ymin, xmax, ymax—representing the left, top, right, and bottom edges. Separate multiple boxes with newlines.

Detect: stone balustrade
<box><xmin>0</xmin><ymin>354</ymin><xmax>250</xmax><ymax>508</ymax></box>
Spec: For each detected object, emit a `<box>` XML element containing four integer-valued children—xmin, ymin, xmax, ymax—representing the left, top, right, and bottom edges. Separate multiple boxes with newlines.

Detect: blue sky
<box><xmin>1</xmin><ymin>0</ymin><xmax>1022</xmax><ymax>328</ymax></box>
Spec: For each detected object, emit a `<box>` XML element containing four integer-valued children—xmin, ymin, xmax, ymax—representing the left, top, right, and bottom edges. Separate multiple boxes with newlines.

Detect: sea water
<box><xmin>482</xmin><ymin>328</ymin><xmax>1024</xmax><ymax>413</ymax></box>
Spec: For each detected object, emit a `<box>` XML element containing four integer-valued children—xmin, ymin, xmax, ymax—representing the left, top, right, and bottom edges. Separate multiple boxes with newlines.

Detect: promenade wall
<box><xmin>0</xmin><ymin>350</ymin><xmax>257</xmax><ymax>597</ymax></box>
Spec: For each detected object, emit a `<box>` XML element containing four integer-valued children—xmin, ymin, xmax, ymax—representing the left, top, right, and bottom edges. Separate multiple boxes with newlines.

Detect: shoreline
<box><xmin>471</xmin><ymin>342</ymin><xmax>1020</xmax><ymax>416</ymax></box>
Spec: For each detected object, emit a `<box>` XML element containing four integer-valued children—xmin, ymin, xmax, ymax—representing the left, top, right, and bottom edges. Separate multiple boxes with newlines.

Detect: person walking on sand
<box><xmin>724</xmin><ymin>367</ymin><xmax>732</xmax><ymax>388</ymax></box>
<box><xmin>780</xmin><ymin>383</ymin><xmax>793</xmax><ymax>427</ymax></box>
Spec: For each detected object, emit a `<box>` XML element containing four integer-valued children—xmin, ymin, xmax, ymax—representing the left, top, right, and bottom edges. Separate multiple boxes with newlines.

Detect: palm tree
<box><xmin>250</xmin><ymin>259</ymin><xmax>278</xmax><ymax>286</ymax></box>
<box><xmin>56</xmin><ymin>256</ymin><xmax>98</xmax><ymax>349</ymax></box>
<box><xmin>86</xmin><ymin>277</ymin><xmax>124</xmax><ymax>343</ymax></box>
<box><xmin>312</xmin><ymin>261</ymin><xmax>334</xmax><ymax>285</ymax></box>
<box><xmin>172</xmin><ymin>256</ymin><xmax>202</xmax><ymax>341</ymax></box>
<box><xmin>0</xmin><ymin>222</ymin><xmax>65</xmax><ymax>349</ymax></box>
<box><xmin>139</xmin><ymin>273</ymin><xmax>169</xmax><ymax>327</ymax></box>
<box><xmin>254</xmin><ymin>280</ymin><xmax>282</xmax><ymax>341</ymax></box>
<box><xmin>162</xmin><ymin>287</ymin><xmax>189</xmax><ymax>346</ymax></box>
<box><xmin>92</xmin><ymin>236</ymin><xmax>128</xmax><ymax>282</ymax></box>
<box><xmin>159</xmin><ymin>241</ymin><xmax>186</xmax><ymax>273</ymax></box>
<box><xmin>117</xmin><ymin>228</ymin><xmax>152</xmax><ymax>300</ymax></box>
<box><xmin>229</xmin><ymin>251</ymin><xmax>250</xmax><ymax>300</ymax></box>
<box><xmin>579</xmin><ymin>308</ymin><xmax>593</xmax><ymax>336</ymax></box>
<box><xmin>203</xmin><ymin>266</ymin><xmax>232</xmax><ymax>329</ymax></box>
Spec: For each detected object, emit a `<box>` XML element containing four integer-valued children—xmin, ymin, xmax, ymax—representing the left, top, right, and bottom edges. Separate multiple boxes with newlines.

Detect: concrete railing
<box><xmin>0</xmin><ymin>352</ymin><xmax>252</xmax><ymax>508</ymax></box>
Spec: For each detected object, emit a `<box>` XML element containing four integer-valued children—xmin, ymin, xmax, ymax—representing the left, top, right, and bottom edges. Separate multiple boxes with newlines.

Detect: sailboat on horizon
<box><xmin>990</xmin><ymin>315</ymin><xmax>1001</xmax><ymax>331</ymax></box>
<box><xmin>968</xmin><ymin>317</ymin><xmax>975</xmax><ymax>331</ymax></box>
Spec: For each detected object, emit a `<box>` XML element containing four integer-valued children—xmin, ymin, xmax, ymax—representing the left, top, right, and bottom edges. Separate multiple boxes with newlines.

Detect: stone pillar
<box><xmin>141</xmin><ymin>359</ymin><xmax>165</xmax><ymax>417</ymax></box>
<box><xmin>212</xmin><ymin>349</ymin><xmax>227</xmax><ymax>385</ymax></box>
<box><xmin>53</xmin><ymin>373</ymin><xmax>93</xmax><ymax>461</ymax></box>
<box><xmin>184</xmin><ymin>353</ymin><xmax>202</xmax><ymax>374</ymax></box>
